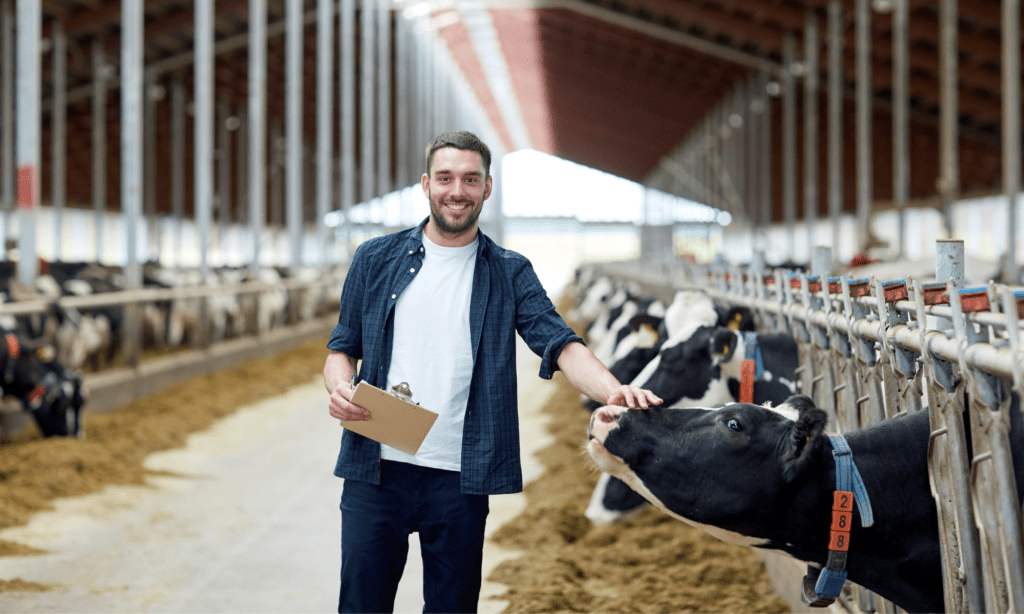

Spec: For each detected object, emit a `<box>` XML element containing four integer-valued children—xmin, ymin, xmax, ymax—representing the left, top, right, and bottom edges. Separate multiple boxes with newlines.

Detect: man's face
<box><xmin>422</xmin><ymin>147</ymin><xmax>492</xmax><ymax>241</ymax></box>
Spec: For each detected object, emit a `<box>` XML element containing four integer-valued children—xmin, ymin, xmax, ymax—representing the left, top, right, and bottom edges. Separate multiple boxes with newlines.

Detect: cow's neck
<box><xmin>773</xmin><ymin>411</ymin><xmax>942</xmax><ymax>613</ymax></box>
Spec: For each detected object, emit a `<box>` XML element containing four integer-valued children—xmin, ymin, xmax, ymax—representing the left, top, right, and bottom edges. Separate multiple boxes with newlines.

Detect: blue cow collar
<box><xmin>801</xmin><ymin>433</ymin><xmax>875</xmax><ymax>607</ymax></box>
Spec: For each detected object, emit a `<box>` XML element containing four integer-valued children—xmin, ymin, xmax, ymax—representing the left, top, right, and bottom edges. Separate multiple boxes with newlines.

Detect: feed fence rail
<box><xmin>587</xmin><ymin>258</ymin><xmax>1024</xmax><ymax>614</ymax></box>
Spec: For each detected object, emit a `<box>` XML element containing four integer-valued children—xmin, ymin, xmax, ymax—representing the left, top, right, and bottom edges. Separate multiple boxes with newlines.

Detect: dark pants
<box><xmin>339</xmin><ymin>460</ymin><xmax>490</xmax><ymax>614</ymax></box>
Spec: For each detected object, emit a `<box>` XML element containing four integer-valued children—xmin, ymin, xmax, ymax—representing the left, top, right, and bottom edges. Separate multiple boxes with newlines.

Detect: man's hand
<box><xmin>606</xmin><ymin>384</ymin><xmax>662</xmax><ymax>409</ymax></box>
<box><xmin>328</xmin><ymin>379</ymin><xmax>371</xmax><ymax>421</ymax></box>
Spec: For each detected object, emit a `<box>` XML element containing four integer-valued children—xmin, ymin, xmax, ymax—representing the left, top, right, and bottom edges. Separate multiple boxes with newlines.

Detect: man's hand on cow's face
<box><xmin>606</xmin><ymin>385</ymin><xmax>662</xmax><ymax>410</ymax></box>
<box><xmin>329</xmin><ymin>382</ymin><xmax>371</xmax><ymax>421</ymax></box>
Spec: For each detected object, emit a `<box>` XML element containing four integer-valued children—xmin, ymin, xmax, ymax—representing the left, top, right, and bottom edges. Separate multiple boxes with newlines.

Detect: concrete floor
<box><xmin>0</xmin><ymin>338</ymin><xmax>553</xmax><ymax>613</ymax></box>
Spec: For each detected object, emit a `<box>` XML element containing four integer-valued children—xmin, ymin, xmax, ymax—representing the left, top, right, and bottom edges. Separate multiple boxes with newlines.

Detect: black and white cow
<box><xmin>585</xmin><ymin>309</ymin><xmax>797</xmax><ymax>524</ymax></box>
<box><xmin>586</xmin><ymin>394</ymin><xmax>1024</xmax><ymax>613</ymax></box>
<box><xmin>0</xmin><ymin>327</ymin><xmax>85</xmax><ymax>437</ymax></box>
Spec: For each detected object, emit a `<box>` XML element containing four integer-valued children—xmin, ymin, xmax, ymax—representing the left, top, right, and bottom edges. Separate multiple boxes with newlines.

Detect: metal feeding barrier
<box><xmin>589</xmin><ymin>239</ymin><xmax>1024</xmax><ymax>614</ymax></box>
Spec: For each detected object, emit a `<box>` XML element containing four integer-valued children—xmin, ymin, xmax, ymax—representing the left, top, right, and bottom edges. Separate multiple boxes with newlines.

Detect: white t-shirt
<box><xmin>379</xmin><ymin>233</ymin><xmax>478</xmax><ymax>471</ymax></box>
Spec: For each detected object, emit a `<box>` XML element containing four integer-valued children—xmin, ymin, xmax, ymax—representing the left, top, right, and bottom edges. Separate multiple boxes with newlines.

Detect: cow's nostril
<box><xmin>598</xmin><ymin>408</ymin><xmax>617</xmax><ymax>424</ymax></box>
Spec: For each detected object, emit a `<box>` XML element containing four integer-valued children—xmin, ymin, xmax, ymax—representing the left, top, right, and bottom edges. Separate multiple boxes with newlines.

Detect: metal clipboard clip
<box><xmin>390</xmin><ymin>382</ymin><xmax>419</xmax><ymax>405</ymax></box>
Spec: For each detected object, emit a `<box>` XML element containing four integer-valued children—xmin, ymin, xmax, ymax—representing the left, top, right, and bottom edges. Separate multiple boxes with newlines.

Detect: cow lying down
<box><xmin>586</xmin><ymin>394</ymin><xmax>1024</xmax><ymax>614</ymax></box>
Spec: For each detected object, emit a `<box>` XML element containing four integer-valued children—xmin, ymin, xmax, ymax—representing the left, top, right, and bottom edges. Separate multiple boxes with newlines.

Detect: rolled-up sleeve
<box><xmin>511</xmin><ymin>258</ymin><xmax>584</xmax><ymax>380</ymax></box>
<box><xmin>327</xmin><ymin>245</ymin><xmax>367</xmax><ymax>359</ymax></box>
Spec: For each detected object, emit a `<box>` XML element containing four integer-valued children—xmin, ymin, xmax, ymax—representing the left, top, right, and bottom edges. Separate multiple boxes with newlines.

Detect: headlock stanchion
<box><xmin>587</xmin><ymin>241</ymin><xmax>1024</xmax><ymax>614</ymax></box>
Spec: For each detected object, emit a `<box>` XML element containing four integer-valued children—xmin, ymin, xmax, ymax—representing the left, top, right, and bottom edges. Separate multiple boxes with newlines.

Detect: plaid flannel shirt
<box><xmin>327</xmin><ymin>218</ymin><xmax>583</xmax><ymax>494</ymax></box>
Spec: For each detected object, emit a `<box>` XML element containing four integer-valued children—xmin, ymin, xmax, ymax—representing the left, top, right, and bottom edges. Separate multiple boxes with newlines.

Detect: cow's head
<box><xmin>586</xmin><ymin>395</ymin><xmax>827</xmax><ymax>544</ymax></box>
<box><xmin>629</xmin><ymin>325</ymin><xmax>739</xmax><ymax>408</ymax></box>
<box><xmin>3</xmin><ymin>338</ymin><xmax>86</xmax><ymax>437</ymax></box>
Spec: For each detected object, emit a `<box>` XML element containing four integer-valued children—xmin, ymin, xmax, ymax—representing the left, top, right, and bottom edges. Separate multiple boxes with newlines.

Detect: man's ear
<box><xmin>779</xmin><ymin>395</ymin><xmax>827</xmax><ymax>482</ymax></box>
<box><xmin>421</xmin><ymin>172</ymin><xmax>430</xmax><ymax>196</ymax></box>
<box><xmin>483</xmin><ymin>175</ymin><xmax>493</xmax><ymax>200</ymax></box>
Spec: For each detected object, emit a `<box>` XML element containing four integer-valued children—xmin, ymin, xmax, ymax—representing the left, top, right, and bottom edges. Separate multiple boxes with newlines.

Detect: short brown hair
<box><xmin>425</xmin><ymin>130</ymin><xmax>492</xmax><ymax>178</ymax></box>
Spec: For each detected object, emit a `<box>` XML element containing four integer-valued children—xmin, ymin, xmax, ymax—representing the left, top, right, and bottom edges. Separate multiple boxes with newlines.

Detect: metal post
<box><xmin>92</xmin><ymin>38</ymin><xmax>108</xmax><ymax>262</ymax></box>
<box><xmin>855</xmin><ymin>0</ymin><xmax>872</xmax><ymax>254</ymax></box>
<box><xmin>893</xmin><ymin>0</ymin><xmax>909</xmax><ymax>259</ymax></box>
<box><xmin>938</xmin><ymin>0</ymin><xmax>958</xmax><ymax>238</ymax></box>
<box><xmin>249</xmin><ymin>0</ymin><xmax>266</xmax><ymax>272</ymax></box>
<box><xmin>804</xmin><ymin>11</ymin><xmax>819</xmax><ymax>258</ymax></box>
<box><xmin>217</xmin><ymin>99</ymin><xmax>231</xmax><ymax>264</ymax></box>
<box><xmin>286</xmin><ymin>0</ymin><xmax>303</xmax><ymax>269</ymax></box>
<box><xmin>120</xmin><ymin>0</ymin><xmax>143</xmax><ymax>366</ymax></box>
<box><xmin>15</xmin><ymin>0</ymin><xmax>40</xmax><ymax>286</ymax></box>
<box><xmin>828</xmin><ymin>0</ymin><xmax>842</xmax><ymax>259</ymax></box>
<box><xmin>236</xmin><ymin>107</ymin><xmax>248</xmax><ymax>227</ymax></box>
<box><xmin>361</xmin><ymin>0</ymin><xmax>376</xmax><ymax>203</ymax></box>
<box><xmin>377</xmin><ymin>0</ymin><xmax>391</xmax><ymax>196</ymax></box>
<box><xmin>782</xmin><ymin>34</ymin><xmax>797</xmax><ymax>259</ymax></box>
<box><xmin>196</xmin><ymin>0</ymin><xmax>213</xmax><ymax>278</ymax></box>
<box><xmin>170</xmin><ymin>75</ymin><xmax>185</xmax><ymax>267</ymax></box>
<box><xmin>1003</xmin><ymin>0</ymin><xmax>1021</xmax><ymax>284</ymax></box>
<box><xmin>395</xmin><ymin>9</ymin><xmax>409</xmax><ymax>188</ymax></box>
<box><xmin>340</xmin><ymin>0</ymin><xmax>355</xmax><ymax>258</ymax></box>
<box><xmin>144</xmin><ymin>76</ymin><xmax>158</xmax><ymax>261</ymax></box>
<box><xmin>0</xmin><ymin>0</ymin><xmax>12</xmax><ymax>257</ymax></box>
<box><xmin>52</xmin><ymin>19</ymin><xmax>66</xmax><ymax>261</ymax></box>
<box><xmin>317</xmin><ymin>0</ymin><xmax>334</xmax><ymax>265</ymax></box>
<box><xmin>759</xmin><ymin>70</ymin><xmax>771</xmax><ymax>251</ymax></box>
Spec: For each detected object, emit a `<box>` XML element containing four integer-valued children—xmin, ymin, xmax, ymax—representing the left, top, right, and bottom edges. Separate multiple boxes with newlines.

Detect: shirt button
<box><xmin>410</xmin><ymin>268</ymin><xmax>415</xmax><ymax>273</ymax></box>
<box><xmin>391</xmin><ymin>294</ymin><xmax>396</xmax><ymax>299</ymax></box>
<box><xmin>408</xmin><ymin>250</ymin><xmax>413</xmax><ymax>254</ymax></box>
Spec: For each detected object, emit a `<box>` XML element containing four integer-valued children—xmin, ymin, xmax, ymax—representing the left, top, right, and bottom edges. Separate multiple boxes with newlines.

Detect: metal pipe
<box><xmin>236</xmin><ymin>107</ymin><xmax>248</xmax><ymax>227</ymax></box>
<box><xmin>827</xmin><ymin>0</ymin><xmax>842</xmax><ymax>259</ymax></box>
<box><xmin>1003</xmin><ymin>0</ymin><xmax>1021</xmax><ymax>284</ymax></box>
<box><xmin>893</xmin><ymin>0</ymin><xmax>909</xmax><ymax>259</ymax></box>
<box><xmin>377</xmin><ymin>0</ymin><xmax>391</xmax><ymax>196</ymax></box>
<box><xmin>855</xmin><ymin>0</ymin><xmax>872</xmax><ymax>254</ymax></box>
<box><xmin>171</xmin><ymin>75</ymin><xmax>185</xmax><ymax>267</ymax></box>
<box><xmin>361</xmin><ymin>0</ymin><xmax>376</xmax><ymax>203</ymax></box>
<box><xmin>0</xmin><ymin>0</ymin><xmax>12</xmax><ymax>257</ymax></box>
<box><xmin>52</xmin><ymin>19</ymin><xmax>66</xmax><ymax>261</ymax></box>
<box><xmin>782</xmin><ymin>34</ymin><xmax>797</xmax><ymax>258</ymax></box>
<box><xmin>340</xmin><ymin>0</ymin><xmax>355</xmax><ymax>256</ymax></box>
<box><xmin>249</xmin><ymin>0</ymin><xmax>266</xmax><ymax>272</ymax></box>
<box><xmin>92</xmin><ymin>37</ymin><xmax>108</xmax><ymax>262</ymax></box>
<box><xmin>15</xmin><ymin>0</ymin><xmax>40</xmax><ymax>286</ymax></box>
<box><xmin>144</xmin><ymin>76</ymin><xmax>158</xmax><ymax>261</ymax></box>
<box><xmin>804</xmin><ymin>11</ymin><xmax>819</xmax><ymax>258</ymax></box>
<box><xmin>286</xmin><ymin>0</ymin><xmax>303</xmax><ymax>269</ymax></box>
<box><xmin>939</xmin><ymin>0</ymin><xmax>958</xmax><ymax>237</ymax></box>
<box><xmin>759</xmin><ymin>70</ymin><xmax>771</xmax><ymax>250</ymax></box>
<box><xmin>120</xmin><ymin>0</ymin><xmax>143</xmax><ymax>365</ymax></box>
<box><xmin>195</xmin><ymin>0</ymin><xmax>214</xmax><ymax>276</ymax></box>
<box><xmin>317</xmin><ymin>0</ymin><xmax>334</xmax><ymax>265</ymax></box>
<box><xmin>217</xmin><ymin>99</ymin><xmax>231</xmax><ymax>264</ymax></box>
<box><xmin>395</xmin><ymin>8</ymin><xmax>409</xmax><ymax>188</ymax></box>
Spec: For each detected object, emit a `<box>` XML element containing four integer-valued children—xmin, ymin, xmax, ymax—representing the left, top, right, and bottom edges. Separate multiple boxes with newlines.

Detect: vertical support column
<box><xmin>395</xmin><ymin>8</ymin><xmax>409</xmax><ymax>188</ymax></box>
<box><xmin>195</xmin><ymin>0</ymin><xmax>214</xmax><ymax>346</ymax></box>
<box><xmin>15</xmin><ymin>0</ymin><xmax>40</xmax><ymax>286</ymax></box>
<box><xmin>317</xmin><ymin>0</ymin><xmax>334</xmax><ymax>265</ymax></box>
<box><xmin>249</xmin><ymin>0</ymin><xmax>266</xmax><ymax>272</ymax></box>
<box><xmin>855</xmin><ymin>0</ymin><xmax>872</xmax><ymax>253</ymax></box>
<box><xmin>217</xmin><ymin>99</ymin><xmax>231</xmax><ymax>264</ymax></box>
<box><xmin>170</xmin><ymin>75</ymin><xmax>185</xmax><ymax>267</ymax></box>
<box><xmin>340</xmin><ymin>0</ymin><xmax>356</xmax><ymax>257</ymax></box>
<box><xmin>52</xmin><ymin>19</ymin><xmax>66</xmax><ymax>261</ymax></box>
<box><xmin>782</xmin><ymin>34</ymin><xmax>797</xmax><ymax>259</ymax></box>
<box><xmin>1003</xmin><ymin>0</ymin><xmax>1021</xmax><ymax>284</ymax></box>
<box><xmin>759</xmin><ymin>70</ymin><xmax>771</xmax><ymax>251</ymax></box>
<box><xmin>144</xmin><ymin>75</ymin><xmax>158</xmax><ymax>261</ymax></box>
<box><xmin>92</xmin><ymin>38</ymin><xmax>108</xmax><ymax>262</ymax></box>
<box><xmin>803</xmin><ymin>11</ymin><xmax>818</xmax><ymax>258</ymax></box>
<box><xmin>0</xmin><ymin>0</ymin><xmax>12</xmax><ymax>257</ymax></box>
<box><xmin>120</xmin><ymin>0</ymin><xmax>143</xmax><ymax>366</ymax></box>
<box><xmin>827</xmin><ymin>0</ymin><xmax>843</xmax><ymax>259</ymax></box>
<box><xmin>938</xmin><ymin>0</ymin><xmax>958</xmax><ymax>237</ymax></box>
<box><xmin>236</xmin><ymin>107</ymin><xmax>248</xmax><ymax>228</ymax></box>
<box><xmin>361</xmin><ymin>0</ymin><xmax>376</xmax><ymax>204</ymax></box>
<box><xmin>893</xmin><ymin>0</ymin><xmax>909</xmax><ymax>259</ymax></box>
<box><xmin>286</xmin><ymin>0</ymin><xmax>303</xmax><ymax>269</ymax></box>
<box><xmin>377</xmin><ymin>0</ymin><xmax>391</xmax><ymax>196</ymax></box>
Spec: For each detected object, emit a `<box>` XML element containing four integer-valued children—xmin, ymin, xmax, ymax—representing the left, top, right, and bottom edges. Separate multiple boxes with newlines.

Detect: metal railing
<box><xmin>587</xmin><ymin>243</ymin><xmax>1024</xmax><ymax>613</ymax></box>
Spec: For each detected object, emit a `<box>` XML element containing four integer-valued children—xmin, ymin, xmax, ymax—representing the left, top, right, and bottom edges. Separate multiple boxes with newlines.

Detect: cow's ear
<box><xmin>710</xmin><ymin>328</ymin><xmax>737</xmax><ymax>362</ymax></box>
<box><xmin>780</xmin><ymin>395</ymin><xmax>828</xmax><ymax>482</ymax></box>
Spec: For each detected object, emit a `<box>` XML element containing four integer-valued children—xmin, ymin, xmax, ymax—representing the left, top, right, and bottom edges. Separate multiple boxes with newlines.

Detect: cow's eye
<box><xmin>727</xmin><ymin>418</ymin><xmax>742</xmax><ymax>432</ymax></box>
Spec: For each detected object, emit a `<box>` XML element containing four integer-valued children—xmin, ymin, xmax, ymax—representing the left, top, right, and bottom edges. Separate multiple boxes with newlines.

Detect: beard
<box><xmin>428</xmin><ymin>190</ymin><xmax>483</xmax><ymax>236</ymax></box>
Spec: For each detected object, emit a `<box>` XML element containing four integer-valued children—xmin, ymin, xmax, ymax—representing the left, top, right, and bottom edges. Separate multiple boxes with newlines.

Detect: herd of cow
<box><xmin>0</xmin><ymin>260</ymin><xmax>343</xmax><ymax>441</ymax></box>
<box><xmin>568</xmin><ymin>267</ymin><xmax>1023</xmax><ymax>613</ymax></box>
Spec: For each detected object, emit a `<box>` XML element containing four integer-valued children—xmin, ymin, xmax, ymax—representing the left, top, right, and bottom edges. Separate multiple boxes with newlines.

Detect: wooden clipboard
<box><xmin>343</xmin><ymin>382</ymin><xmax>438</xmax><ymax>455</ymax></box>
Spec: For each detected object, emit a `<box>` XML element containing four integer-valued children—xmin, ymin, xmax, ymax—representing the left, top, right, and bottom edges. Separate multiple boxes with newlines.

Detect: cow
<box><xmin>0</xmin><ymin>326</ymin><xmax>85</xmax><ymax>437</ymax></box>
<box><xmin>584</xmin><ymin>311</ymin><xmax>798</xmax><ymax>525</ymax></box>
<box><xmin>585</xmin><ymin>394</ymin><xmax>1024</xmax><ymax>613</ymax></box>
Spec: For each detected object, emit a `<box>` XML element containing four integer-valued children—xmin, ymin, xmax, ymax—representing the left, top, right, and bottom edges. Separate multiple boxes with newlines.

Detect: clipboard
<box><xmin>342</xmin><ymin>381</ymin><xmax>438</xmax><ymax>455</ymax></box>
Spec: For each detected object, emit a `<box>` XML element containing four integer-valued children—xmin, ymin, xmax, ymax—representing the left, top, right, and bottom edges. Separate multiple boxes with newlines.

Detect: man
<box><xmin>325</xmin><ymin>130</ymin><xmax>661</xmax><ymax>613</ymax></box>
